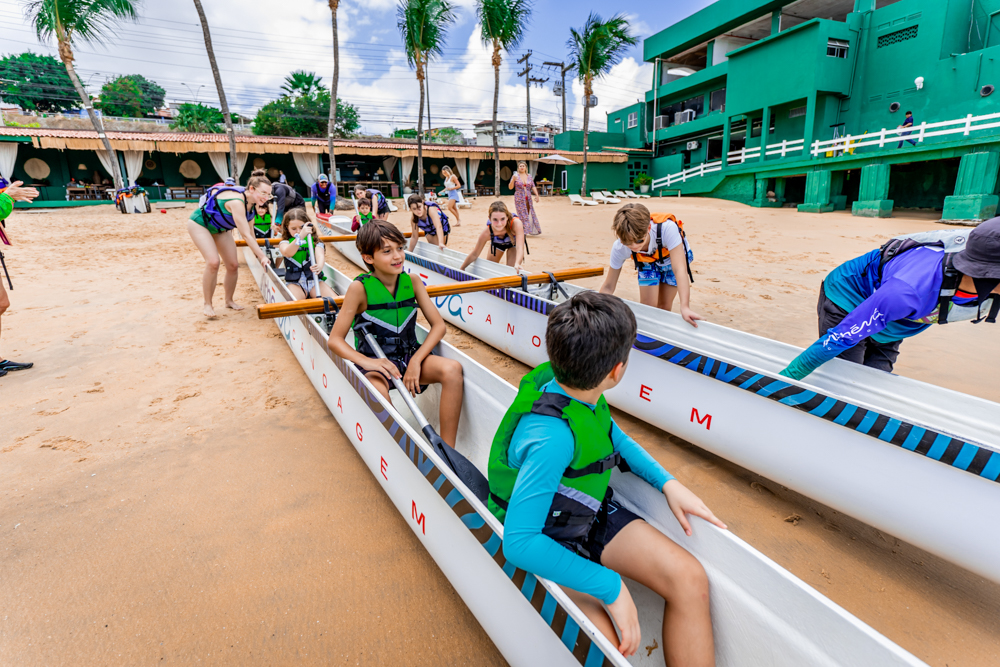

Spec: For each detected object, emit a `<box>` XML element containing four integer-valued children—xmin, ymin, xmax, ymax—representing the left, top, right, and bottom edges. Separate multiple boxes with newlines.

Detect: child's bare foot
<box><xmin>226</xmin><ymin>301</ymin><xmax>245</xmax><ymax>311</ymax></box>
<box><xmin>203</xmin><ymin>304</ymin><xmax>217</xmax><ymax>318</ymax></box>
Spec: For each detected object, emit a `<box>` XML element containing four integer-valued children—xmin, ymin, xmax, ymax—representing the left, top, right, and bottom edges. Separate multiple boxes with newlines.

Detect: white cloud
<box><xmin>569</xmin><ymin>57</ymin><xmax>652</xmax><ymax>132</ymax></box>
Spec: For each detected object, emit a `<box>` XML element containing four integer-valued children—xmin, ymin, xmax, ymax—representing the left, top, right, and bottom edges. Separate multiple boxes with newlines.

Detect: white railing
<box><xmin>810</xmin><ymin>111</ymin><xmax>1000</xmax><ymax>156</ymax></box>
<box><xmin>652</xmin><ymin>138</ymin><xmax>805</xmax><ymax>189</ymax></box>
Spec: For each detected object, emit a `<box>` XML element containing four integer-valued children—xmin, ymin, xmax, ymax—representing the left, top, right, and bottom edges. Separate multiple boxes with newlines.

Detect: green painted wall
<box><xmin>554</xmin><ymin>131</ymin><xmax>626</xmax><ymax>152</ymax></box>
<box><xmin>607</xmin><ymin>103</ymin><xmax>646</xmax><ymax>149</ymax></box>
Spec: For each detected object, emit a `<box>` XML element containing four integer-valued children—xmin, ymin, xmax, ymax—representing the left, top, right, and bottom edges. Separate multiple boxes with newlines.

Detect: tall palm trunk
<box><xmin>416</xmin><ymin>56</ymin><xmax>425</xmax><ymax>197</ymax></box>
<box><xmin>492</xmin><ymin>40</ymin><xmax>501</xmax><ymax>195</ymax></box>
<box><xmin>327</xmin><ymin>0</ymin><xmax>340</xmax><ymax>188</ymax></box>
<box><xmin>59</xmin><ymin>52</ymin><xmax>125</xmax><ymax>190</ymax></box>
<box><xmin>581</xmin><ymin>78</ymin><xmax>591</xmax><ymax>195</ymax></box>
<box><xmin>58</xmin><ymin>39</ymin><xmax>122</xmax><ymax>190</ymax></box>
<box><xmin>193</xmin><ymin>0</ymin><xmax>238</xmax><ymax>181</ymax></box>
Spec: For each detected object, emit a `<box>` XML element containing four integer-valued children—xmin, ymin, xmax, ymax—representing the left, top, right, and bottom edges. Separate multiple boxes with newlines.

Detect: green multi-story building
<box><xmin>606</xmin><ymin>0</ymin><xmax>1000</xmax><ymax>222</ymax></box>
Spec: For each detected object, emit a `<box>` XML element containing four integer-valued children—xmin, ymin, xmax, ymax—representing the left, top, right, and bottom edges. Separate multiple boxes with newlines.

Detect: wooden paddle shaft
<box><xmin>237</xmin><ymin>230</ymin><xmax>424</xmax><ymax>247</ymax></box>
<box><xmin>257</xmin><ymin>267</ymin><xmax>604</xmax><ymax>319</ymax></box>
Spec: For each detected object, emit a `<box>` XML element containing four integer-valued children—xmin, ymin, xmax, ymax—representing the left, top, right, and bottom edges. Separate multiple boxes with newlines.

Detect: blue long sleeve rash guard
<box><xmin>502</xmin><ymin>380</ymin><xmax>674</xmax><ymax>605</ymax></box>
<box><xmin>782</xmin><ymin>246</ymin><xmax>976</xmax><ymax>379</ymax></box>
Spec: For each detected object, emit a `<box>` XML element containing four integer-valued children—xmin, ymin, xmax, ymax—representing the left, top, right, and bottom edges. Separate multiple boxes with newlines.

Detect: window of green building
<box><xmin>827</xmin><ymin>38</ymin><xmax>849</xmax><ymax>58</ymax></box>
<box><xmin>709</xmin><ymin>88</ymin><xmax>726</xmax><ymax>112</ymax></box>
<box><xmin>627</xmin><ymin>112</ymin><xmax>638</xmax><ymax>129</ymax></box>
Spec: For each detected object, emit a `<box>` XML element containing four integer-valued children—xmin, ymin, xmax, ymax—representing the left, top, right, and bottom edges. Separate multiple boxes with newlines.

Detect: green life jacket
<box><xmin>0</xmin><ymin>192</ymin><xmax>12</xmax><ymax>221</ymax></box>
<box><xmin>488</xmin><ymin>363</ymin><xmax>625</xmax><ymax>545</ymax></box>
<box><xmin>283</xmin><ymin>237</ymin><xmax>326</xmax><ymax>284</ymax></box>
<box><xmin>351</xmin><ymin>272</ymin><xmax>419</xmax><ymax>363</ymax></box>
<box><xmin>253</xmin><ymin>211</ymin><xmax>272</xmax><ymax>238</ymax></box>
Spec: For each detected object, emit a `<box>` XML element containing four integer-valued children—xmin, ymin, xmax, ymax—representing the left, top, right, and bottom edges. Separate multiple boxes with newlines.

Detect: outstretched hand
<box><xmin>3</xmin><ymin>181</ymin><xmax>39</xmax><ymax>202</ymax></box>
<box><xmin>680</xmin><ymin>305</ymin><xmax>703</xmax><ymax>328</ymax></box>
<box><xmin>663</xmin><ymin>479</ymin><xmax>727</xmax><ymax>536</ymax></box>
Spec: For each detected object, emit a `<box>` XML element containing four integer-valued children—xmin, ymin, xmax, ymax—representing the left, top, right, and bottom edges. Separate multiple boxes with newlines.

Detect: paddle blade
<box><xmin>424</xmin><ymin>425</ymin><xmax>489</xmax><ymax>503</ymax></box>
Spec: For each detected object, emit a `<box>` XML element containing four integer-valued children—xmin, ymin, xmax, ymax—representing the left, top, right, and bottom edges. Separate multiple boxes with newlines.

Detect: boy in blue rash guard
<box><xmin>782</xmin><ymin>218</ymin><xmax>1000</xmax><ymax>380</ymax></box>
<box><xmin>488</xmin><ymin>291</ymin><xmax>726</xmax><ymax>665</ymax></box>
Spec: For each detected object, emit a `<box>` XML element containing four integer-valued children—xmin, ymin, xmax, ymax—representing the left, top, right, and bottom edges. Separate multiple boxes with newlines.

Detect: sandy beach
<box><xmin>2</xmin><ymin>197</ymin><xmax>998</xmax><ymax>666</ymax></box>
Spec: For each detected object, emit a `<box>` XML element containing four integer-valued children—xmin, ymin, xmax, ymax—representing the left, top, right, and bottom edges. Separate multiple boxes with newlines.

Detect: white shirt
<box><xmin>609</xmin><ymin>219</ymin><xmax>687</xmax><ymax>270</ymax></box>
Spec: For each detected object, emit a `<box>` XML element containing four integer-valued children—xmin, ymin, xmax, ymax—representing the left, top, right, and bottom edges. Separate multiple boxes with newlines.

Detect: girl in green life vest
<box><xmin>277</xmin><ymin>208</ymin><xmax>337</xmax><ymax>301</ymax></box>
<box><xmin>252</xmin><ymin>201</ymin><xmax>278</xmax><ymax>239</ymax></box>
<box><xmin>326</xmin><ymin>221</ymin><xmax>465</xmax><ymax>446</ymax></box>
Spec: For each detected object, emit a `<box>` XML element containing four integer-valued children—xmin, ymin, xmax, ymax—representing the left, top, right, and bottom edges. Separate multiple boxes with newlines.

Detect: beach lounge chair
<box><xmin>456</xmin><ymin>191</ymin><xmax>473</xmax><ymax>209</ymax></box>
<box><xmin>388</xmin><ymin>199</ymin><xmax>399</xmax><ymax>212</ymax></box>
<box><xmin>613</xmin><ymin>190</ymin><xmax>631</xmax><ymax>199</ymax></box>
<box><xmin>568</xmin><ymin>194</ymin><xmax>599</xmax><ymax>206</ymax></box>
<box><xmin>600</xmin><ymin>191</ymin><xmax>622</xmax><ymax>203</ymax></box>
<box><xmin>625</xmin><ymin>189</ymin><xmax>651</xmax><ymax>199</ymax></box>
<box><xmin>591</xmin><ymin>192</ymin><xmax>613</xmax><ymax>204</ymax></box>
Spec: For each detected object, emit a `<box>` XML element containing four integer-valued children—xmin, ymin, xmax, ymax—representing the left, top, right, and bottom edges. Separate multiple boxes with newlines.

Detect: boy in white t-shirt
<box><xmin>599</xmin><ymin>203</ymin><xmax>702</xmax><ymax>326</ymax></box>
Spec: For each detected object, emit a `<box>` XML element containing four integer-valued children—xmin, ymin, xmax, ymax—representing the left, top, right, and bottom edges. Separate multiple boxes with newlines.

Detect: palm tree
<box><xmin>327</xmin><ymin>0</ymin><xmax>340</xmax><ymax>191</ymax></box>
<box><xmin>477</xmin><ymin>0</ymin><xmax>530</xmax><ymax>196</ymax></box>
<box><xmin>281</xmin><ymin>70</ymin><xmax>324</xmax><ymax>98</ymax></box>
<box><xmin>192</xmin><ymin>0</ymin><xmax>238</xmax><ymax>181</ymax></box>
<box><xmin>567</xmin><ymin>13</ymin><xmax>637</xmax><ymax>195</ymax></box>
<box><xmin>27</xmin><ymin>0</ymin><xmax>140</xmax><ymax>190</ymax></box>
<box><xmin>397</xmin><ymin>0</ymin><xmax>456</xmax><ymax>196</ymax></box>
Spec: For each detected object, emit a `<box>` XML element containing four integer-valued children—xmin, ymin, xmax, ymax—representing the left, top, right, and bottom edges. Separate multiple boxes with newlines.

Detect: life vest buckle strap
<box><xmin>562</xmin><ymin>451</ymin><xmax>623</xmax><ymax>478</ymax></box>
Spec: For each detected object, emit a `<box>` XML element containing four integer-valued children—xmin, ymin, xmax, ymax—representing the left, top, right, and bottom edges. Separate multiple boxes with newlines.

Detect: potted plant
<box><xmin>634</xmin><ymin>172</ymin><xmax>653</xmax><ymax>194</ymax></box>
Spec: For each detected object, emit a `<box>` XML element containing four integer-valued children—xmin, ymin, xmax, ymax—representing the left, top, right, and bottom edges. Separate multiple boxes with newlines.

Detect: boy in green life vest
<box><xmin>252</xmin><ymin>201</ymin><xmax>279</xmax><ymax>239</ymax></box>
<box><xmin>488</xmin><ymin>291</ymin><xmax>725</xmax><ymax>664</ymax></box>
<box><xmin>351</xmin><ymin>197</ymin><xmax>374</xmax><ymax>232</ymax></box>
<box><xmin>327</xmin><ymin>221</ymin><xmax>465</xmax><ymax>446</ymax></box>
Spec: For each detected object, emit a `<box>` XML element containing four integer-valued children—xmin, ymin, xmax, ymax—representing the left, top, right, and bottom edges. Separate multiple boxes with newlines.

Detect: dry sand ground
<box><xmin>2</xmin><ymin>197</ymin><xmax>998</xmax><ymax>666</ymax></box>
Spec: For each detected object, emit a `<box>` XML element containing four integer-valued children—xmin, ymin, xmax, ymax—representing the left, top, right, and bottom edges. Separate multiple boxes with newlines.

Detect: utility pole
<box><xmin>542</xmin><ymin>61</ymin><xmax>576</xmax><ymax>133</ymax></box>
<box><xmin>517</xmin><ymin>51</ymin><xmax>548</xmax><ymax>151</ymax></box>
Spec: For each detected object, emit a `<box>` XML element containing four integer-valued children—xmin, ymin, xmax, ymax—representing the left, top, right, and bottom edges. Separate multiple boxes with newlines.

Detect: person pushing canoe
<box><xmin>487</xmin><ymin>291</ymin><xmax>725</xmax><ymax>664</ymax></box>
<box><xmin>459</xmin><ymin>200</ymin><xmax>527</xmax><ymax>272</ymax></box>
<box><xmin>406</xmin><ymin>194</ymin><xmax>449</xmax><ymax>251</ymax></box>
<box><xmin>781</xmin><ymin>218</ymin><xmax>1000</xmax><ymax>380</ymax></box>
<box><xmin>327</xmin><ymin>221</ymin><xmax>464</xmax><ymax>446</ymax></box>
<box><xmin>188</xmin><ymin>169</ymin><xmax>271</xmax><ymax>317</ymax></box>
<box><xmin>599</xmin><ymin>203</ymin><xmax>702</xmax><ymax>326</ymax></box>
<box><xmin>277</xmin><ymin>208</ymin><xmax>337</xmax><ymax>301</ymax></box>
<box><xmin>269</xmin><ymin>180</ymin><xmax>306</xmax><ymax>227</ymax></box>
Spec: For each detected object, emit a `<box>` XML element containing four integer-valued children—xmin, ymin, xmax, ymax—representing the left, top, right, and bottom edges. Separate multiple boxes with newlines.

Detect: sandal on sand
<box><xmin>0</xmin><ymin>360</ymin><xmax>33</xmax><ymax>372</ymax></box>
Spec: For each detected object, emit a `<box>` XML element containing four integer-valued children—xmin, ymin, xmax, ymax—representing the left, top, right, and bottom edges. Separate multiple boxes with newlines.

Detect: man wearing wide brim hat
<box><xmin>782</xmin><ymin>217</ymin><xmax>1000</xmax><ymax>380</ymax></box>
<box><xmin>311</xmin><ymin>173</ymin><xmax>335</xmax><ymax>217</ymax></box>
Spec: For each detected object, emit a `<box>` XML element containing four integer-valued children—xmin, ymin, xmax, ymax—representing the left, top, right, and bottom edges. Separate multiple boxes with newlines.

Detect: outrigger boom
<box><xmin>255</xmin><ymin>267</ymin><xmax>604</xmax><ymax>319</ymax></box>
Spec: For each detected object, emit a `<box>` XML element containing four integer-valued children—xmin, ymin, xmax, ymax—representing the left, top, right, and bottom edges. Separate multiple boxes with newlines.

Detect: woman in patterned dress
<box><xmin>509</xmin><ymin>161</ymin><xmax>541</xmax><ymax>235</ymax></box>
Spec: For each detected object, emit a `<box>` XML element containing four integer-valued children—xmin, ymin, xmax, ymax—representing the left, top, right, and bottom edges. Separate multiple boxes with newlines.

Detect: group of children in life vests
<box><xmin>187</xmin><ymin>168</ymin><xmax>722</xmax><ymax>665</ymax></box>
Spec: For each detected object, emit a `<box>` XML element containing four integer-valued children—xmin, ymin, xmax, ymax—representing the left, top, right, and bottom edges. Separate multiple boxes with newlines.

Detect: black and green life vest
<box><xmin>351</xmin><ymin>272</ymin><xmax>419</xmax><ymax>363</ymax></box>
<box><xmin>283</xmin><ymin>238</ymin><xmax>326</xmax><ymax>284</ymax></box>
<box><xmin>253</xmin><ymin>211</ymin><xmax>272</xmax><ymax>238</ymax></box>
<box><xmin>488</xmin><ymin>363</ymin><xmax>625</xmax><ymax>544</ymax></box>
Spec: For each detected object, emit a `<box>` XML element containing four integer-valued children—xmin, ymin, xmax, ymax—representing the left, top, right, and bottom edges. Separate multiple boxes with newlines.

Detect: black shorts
<box><xmin>563</xmin><ymin>489</ymin><xmax>642</xmax><ymax>565</ymax></box>
<box><xmin>356</xmin><ymin>352</ymin><xmax>429</xmax><ymax>394</ymax></box>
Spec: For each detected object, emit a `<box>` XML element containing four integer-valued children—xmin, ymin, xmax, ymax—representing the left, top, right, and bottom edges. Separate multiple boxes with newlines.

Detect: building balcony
<box><xmin>645</xmin><ymin>61</ymin><xmax>728</xmax><ymax>105</ymax></box>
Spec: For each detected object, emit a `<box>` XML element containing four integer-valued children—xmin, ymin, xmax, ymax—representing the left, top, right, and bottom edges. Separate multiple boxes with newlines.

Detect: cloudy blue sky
<box><xmin>0</xmin><ymin>0</ymin><xmax>713</xmax><ymax>136</ymax></box>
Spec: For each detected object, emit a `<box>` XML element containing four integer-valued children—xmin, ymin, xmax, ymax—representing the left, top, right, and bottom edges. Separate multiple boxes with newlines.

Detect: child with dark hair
<box><xmin>277</xmin><ymin>208</ymin><xmax>336</xmax><ymax>301</ymax></box>
<box><xmin>351</xmin><ymin>197</ymin><xmax>374</xmax><ymax>232</ymax></box>
<box><xmin>487</xmin><ymin>291</ymin><xmax>725</xmax><ymax>665</ymax></box>
<box><xmin>407</xmin><ymin>193</ymin><xmax>449</xmax><ymax>251</ymax></box>
<box><xmin>327</xmin><ymin>221</ymin><xmax>464</xmax><ymax>445</ymax></box>
<box><xmin>353</xmin><ymin>185</ymin><xmax>390</xmax><ymax>219</ymax></box>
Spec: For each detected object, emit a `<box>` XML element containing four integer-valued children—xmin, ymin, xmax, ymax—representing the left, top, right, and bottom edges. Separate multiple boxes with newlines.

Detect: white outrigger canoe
<box><xmin>321</xmin><ymin>215</ymin><xmax>1000</xmax><ymax>585</ymax></box>
<box><xmin>243</xmin><ymin>242</ymin><xmax>925</xmax><ymax>667</ymax></box>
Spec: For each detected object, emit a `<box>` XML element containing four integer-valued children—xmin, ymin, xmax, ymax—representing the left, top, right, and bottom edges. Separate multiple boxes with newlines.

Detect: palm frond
<box><xmin>27</xmin><ymin>0</ymin><xmax>140</xmax><ymax>46</ymax></box>
<box><xmin>476</xmin><ymin>0</ymin><xmax>530</xmax><ymax>51</ymax></box>
<box><xmin>566</xmin><ymin>12</ymin><xmax>637</xmax><ymax>82</ymax></box>
<box><xmin>397</xmin><ymin>0</ymin><xmax>457</xmax><ymax>70</ymax></box>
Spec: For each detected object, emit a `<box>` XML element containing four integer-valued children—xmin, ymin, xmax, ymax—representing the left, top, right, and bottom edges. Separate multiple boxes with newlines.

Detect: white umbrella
<box><xmin>534</xmin><ymin>154</ymin><xmax>577</xmax><ymax>190</ymax></box>
<box><xmin>535</xmin><ymin>154</ymin><xmax>577</xmax><ymax>165</ymax></box>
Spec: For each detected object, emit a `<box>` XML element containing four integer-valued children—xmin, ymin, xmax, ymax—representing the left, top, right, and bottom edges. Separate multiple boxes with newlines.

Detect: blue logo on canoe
<box><xmin>434</xmin><ymin>294</ymin><xmax>466</xmax><ymax>322</ymax></box>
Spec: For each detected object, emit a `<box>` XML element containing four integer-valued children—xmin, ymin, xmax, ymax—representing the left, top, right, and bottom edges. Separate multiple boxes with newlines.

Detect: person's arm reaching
<box><xmin>502</xmin><ymin>416</ymin><xmax>624</xmax><ymax>605</ymax></box>
<box><xmin>781</xmin><ymin>278</ymin><xmax>922</xmax><ymax>380</ymax></box>
<box><xmin>668</xmin><ymin>242</ymin><xmax>702</xmax><ymax>327</ymax></box>
<box><xmin>460</xmin><ymin>227</ymin><xmax>490</xmax><ymax>270</ymax></box>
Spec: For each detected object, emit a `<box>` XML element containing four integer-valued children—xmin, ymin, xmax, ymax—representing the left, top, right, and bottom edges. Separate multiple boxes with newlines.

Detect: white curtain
<box><xmin>0</xmin><ymin>143</ymin><xmax>16</xmax><ymax>181</ymax></box>
<box><xmin>208</xmin><ymin>153</ymin><xmax>229</xmax><ymax>181</ymax></box>
<box><xmin>123</xmin><ymin>150</ymin><xmax>144</xmax><ymax>185</ymax></box>
<box><xmin>400</xmin><ymin>157</ymin><xmax>415</xmax><ymax>186</ymax></box>
<box><xmin>468</xmin><ymin>158</ymin><xmax>480</xmax><ymax>190</ymax></box>
<box><xmin>382</xmin><ymin>157</ymin><xmax>398</xmax><ymax>183</ymax></box>
<box><xmin>528</xmin><ymin>160</ymin><xmax>539</xmax><ymax>178</ymax></box>
<box><xmin>95</xmin><ymin>149</ymin><xmax>117</xmax><ymax>181</ymax></box>
<box><xmin>453</xmin><ymin>157</ymin><xmax>467</xmax><ymax>190</ymax></box>
<box><xmin>235</xmin><ymin>153</ymin><xmax>249</xmax><ymax>181</ymax></box>
<box><xmin>292</xmin><ymin>152</ymin><xmax>320</xmax><ymax>189</ymax></box>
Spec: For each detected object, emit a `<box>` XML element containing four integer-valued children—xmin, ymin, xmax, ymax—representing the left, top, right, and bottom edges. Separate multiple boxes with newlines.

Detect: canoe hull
<box><xmin>324</xmin><ymin>224</ymin><xmax>1000</xmax><ymax>584</ymax></box>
